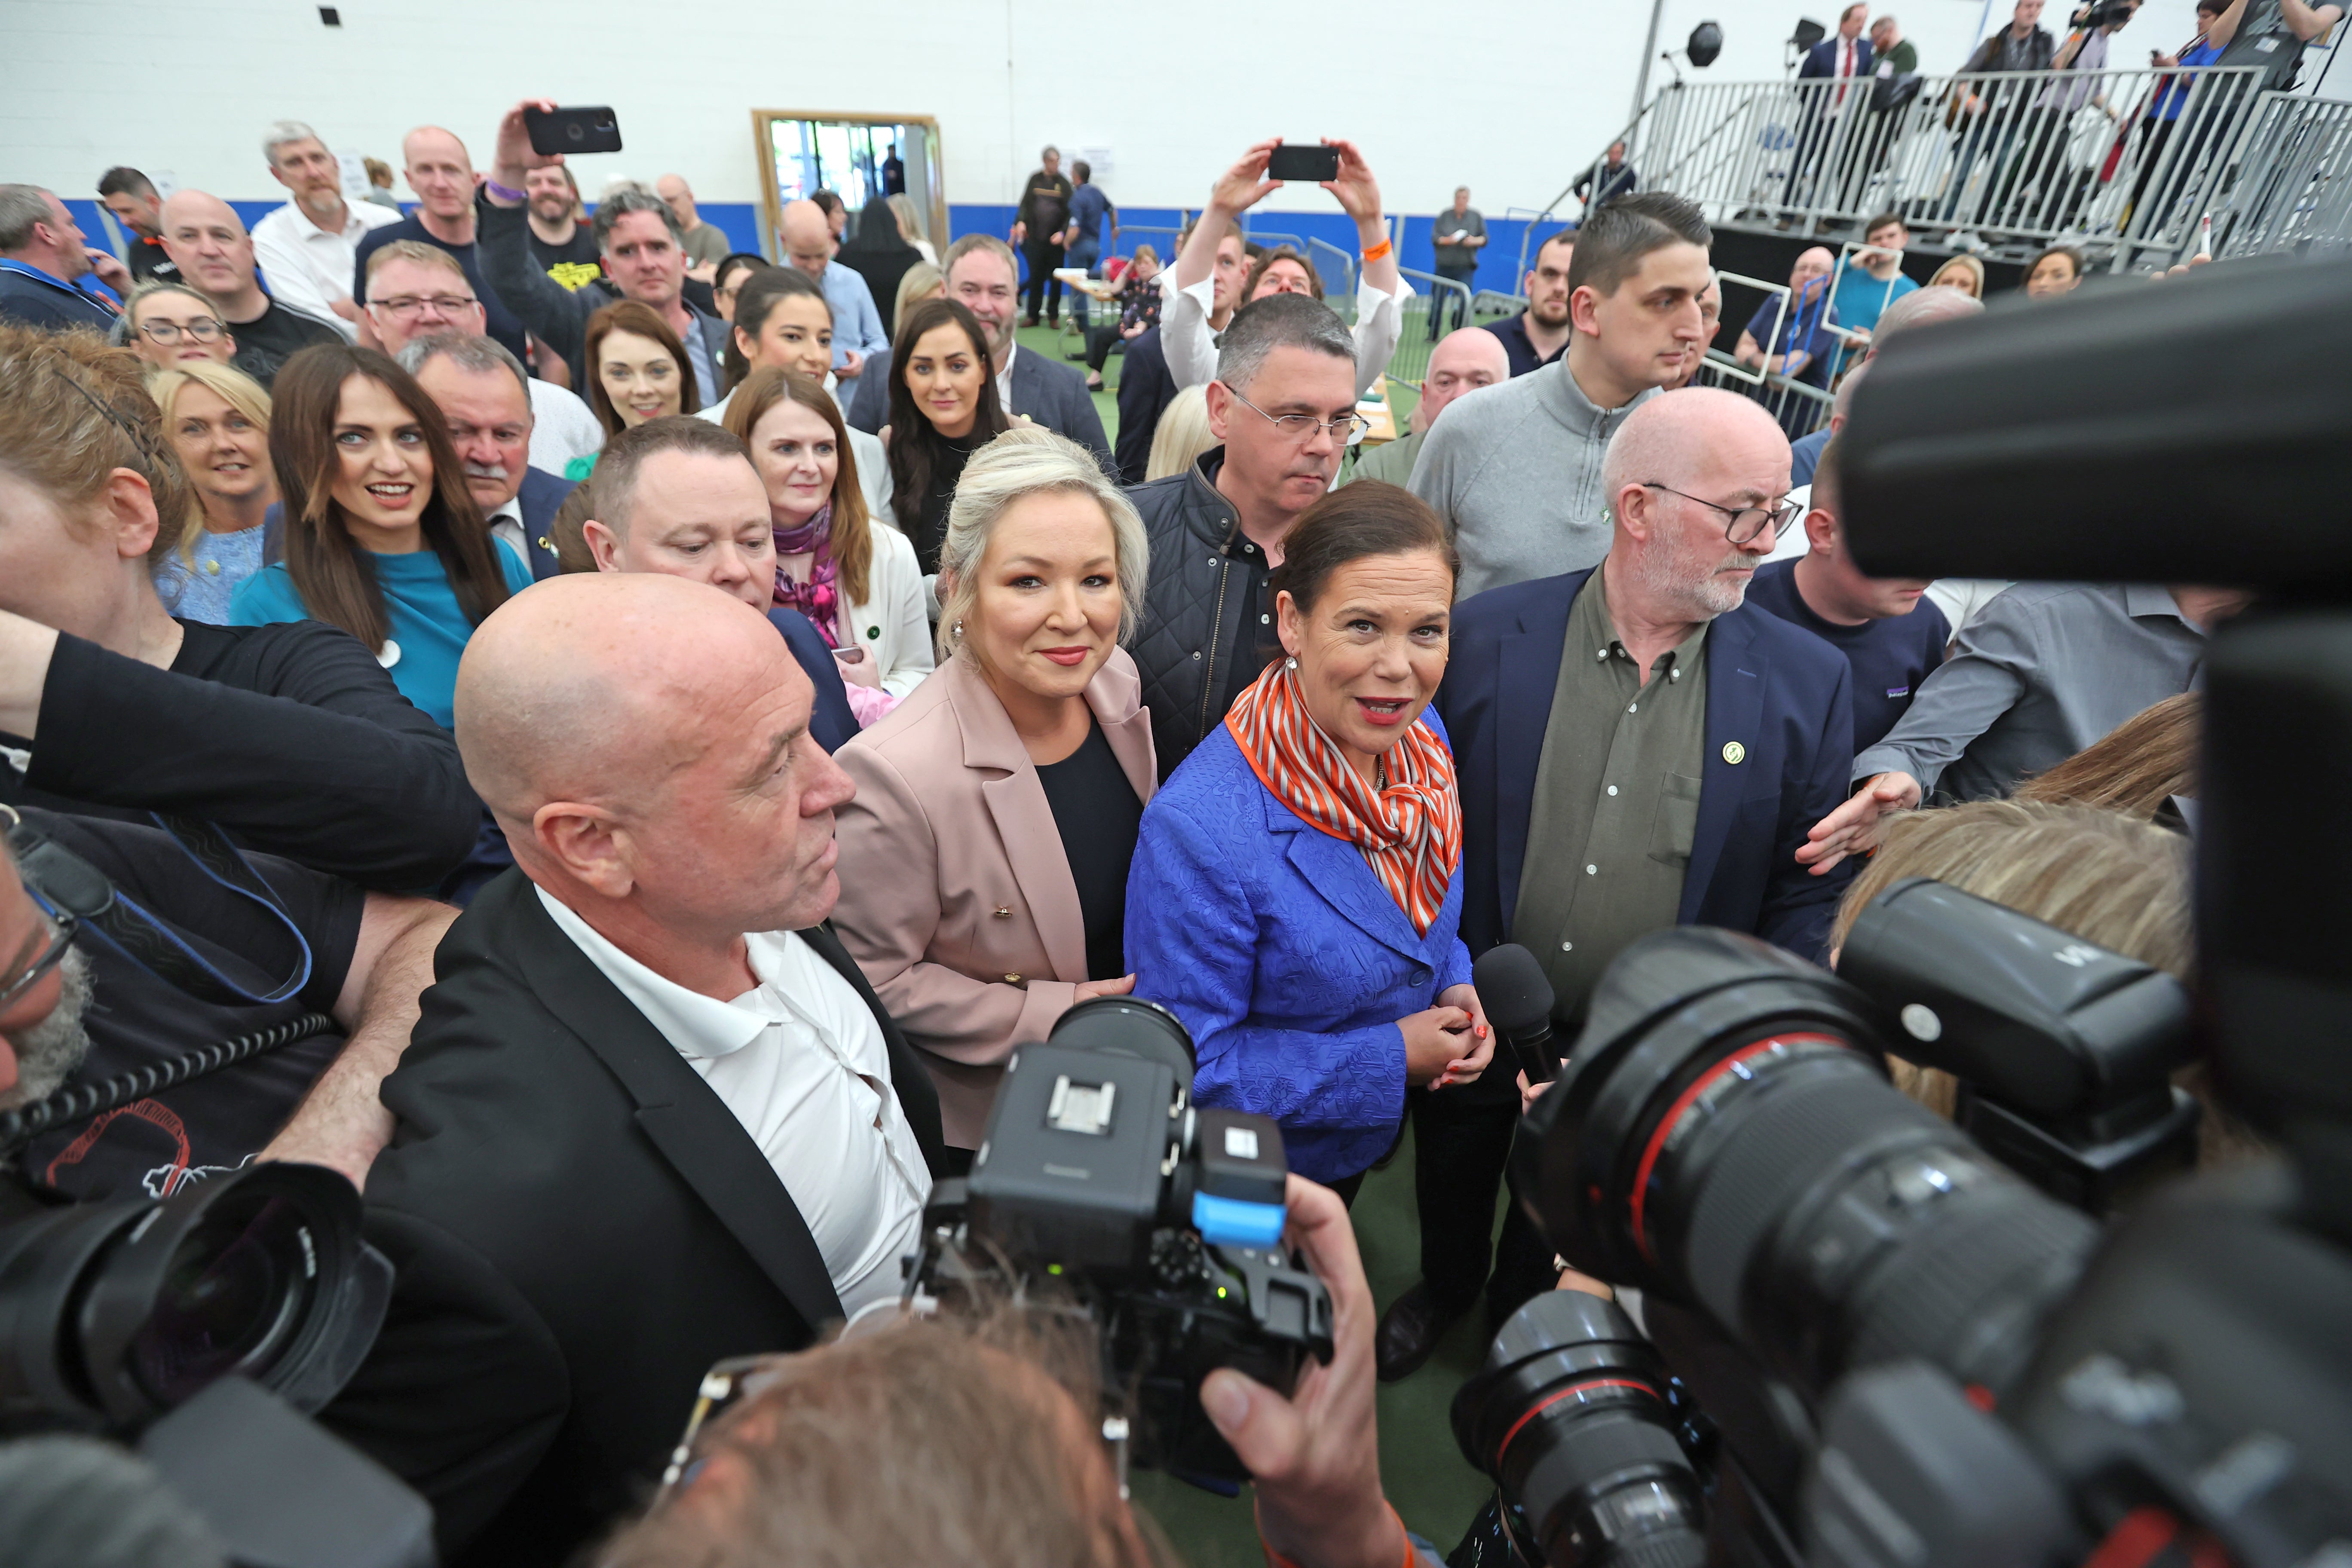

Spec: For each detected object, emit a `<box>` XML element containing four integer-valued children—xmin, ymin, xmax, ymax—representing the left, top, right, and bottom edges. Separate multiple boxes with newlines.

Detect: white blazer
<box><xmin>836</xmin><ymin>518</ymin><xmax>935</xmax><ymax>699</ymax></box>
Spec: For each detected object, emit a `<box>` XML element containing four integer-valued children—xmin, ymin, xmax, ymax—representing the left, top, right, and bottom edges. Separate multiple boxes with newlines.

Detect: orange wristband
<box><xmin>1360</xmin><ymin>237</ymin><xmax>1393</xmax><ymax>263</ymax></box>
<box><xmin>1256</xmin><ymin>1501</ymin><xmax>1414</xmax><ymax>1568</ymax></box>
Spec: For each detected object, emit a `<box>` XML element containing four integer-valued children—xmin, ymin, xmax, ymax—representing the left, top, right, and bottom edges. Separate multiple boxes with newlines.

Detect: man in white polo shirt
<box><xmin>249</xmin><ymin>119</ymin><xmax>399</xmax><ymax>340</ymax></box>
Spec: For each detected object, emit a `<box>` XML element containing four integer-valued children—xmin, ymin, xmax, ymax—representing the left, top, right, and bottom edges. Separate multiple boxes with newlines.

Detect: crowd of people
<box><xmin>0</xmin><ymin>82</ymin><xmax>2251</xmax><ymax>1568</ymax></box>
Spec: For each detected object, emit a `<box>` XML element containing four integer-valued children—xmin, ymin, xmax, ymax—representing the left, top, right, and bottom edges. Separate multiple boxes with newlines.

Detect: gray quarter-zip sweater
<box><xmin>1406</xmin><ymin>358</ymin><xmax>1658</xmax><ymax>600</ymax></box>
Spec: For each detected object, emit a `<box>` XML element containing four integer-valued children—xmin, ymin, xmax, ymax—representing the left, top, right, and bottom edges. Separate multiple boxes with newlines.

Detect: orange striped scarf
<box><xmin>1225</xmin><ymin>661</ymin><xmax>1463</xmax><ymax>936</ymax></box>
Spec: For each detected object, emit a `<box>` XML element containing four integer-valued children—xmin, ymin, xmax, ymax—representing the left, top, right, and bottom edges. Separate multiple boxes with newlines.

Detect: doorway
<box><xmin>750</xmin><ymin>111</ymin><xmax>946</xmax><ymax>263</ymax></box>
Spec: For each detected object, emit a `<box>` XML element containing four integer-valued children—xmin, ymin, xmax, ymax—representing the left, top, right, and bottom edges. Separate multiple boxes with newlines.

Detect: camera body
<box><xmin>908</xmin><ymin>997</ymin><xmax>1333</xmax><ymax>1482</ymax></box>
<box><xmin>2077</xmin><ymin>0</ymin><xmax>2134</xmax><ymax>30</ymax></box>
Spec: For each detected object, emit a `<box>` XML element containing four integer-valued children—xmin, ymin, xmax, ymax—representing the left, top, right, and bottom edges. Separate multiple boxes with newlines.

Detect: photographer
<box><xmin>598</xmin><ymin>1178</ymin><xmax>1425</xmax><ymax>1568</ymax></box>
<box><xmin>1993</xmin><ymin>0</ymin><xmax>2142</xmax><ymax>227</ymax></box>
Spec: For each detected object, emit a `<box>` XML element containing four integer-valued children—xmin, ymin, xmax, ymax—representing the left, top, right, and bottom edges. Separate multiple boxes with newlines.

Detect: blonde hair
<box><xmin>886</xmin><ymin>191</ymin><xmax>928</xmax><ymax>244</ymax></box>
<box><xmin>144</xmin><ymin>358</ymin><xmax>273</xmax><ymax>570</ymax></box>
<box><xmin>0</xmin><ymin>321</ymin><xmax>193</xmax><ymax>563</ymax></box>
<box><xmin>1831</xmin><ymin>799</ymin><xmax>2258</xmax><ymax>1167</ymax></box>
<box><xmin>2013</xmin><ymin>693</ymin><xmax>2198</xmax><ymax>821</ymax></box>
<box><xmin>1926</xmin><ymin>254</ymin><xmax>1985</xmax><ymax>299</ymax></box>
<box><xmin>893</xmin><ymin>260</ymin><xmax>944</xmax><ymax>340</ymax></box>
<box><xmin>1144</xmin><ymin>384</ymin><xmax>1216</xmax><ymax>482</ymax></box>
<box><xmin>935</xmin><ymin>426</ymin><xmax>1149</xmax><ymax>664</ymax></box>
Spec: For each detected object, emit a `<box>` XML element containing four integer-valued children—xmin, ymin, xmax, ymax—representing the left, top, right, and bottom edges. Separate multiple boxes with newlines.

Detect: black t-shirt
<box><xmin>1035</xmin><ymin>719</ymin><xmax>1145</xmax><ymax>980</ymax></box>
<box><xmin>126</xmin><ymin>235</ymin><xmax>180</xmax><ymax>282</ymax></box>
<box><xmin>527</xmin><ymin>223</ymin><xmax>605</xmax><ymax>291</ymax></box>
<box><xmin>1744</xmin><ymin>557</ymin><xmax>1950</xmax><ymax>752</ymax></box>
<box><xmin>16</xmin><ymin>810</ymin><xmax>363</xmax><ymax>1202</ymax></box>
<box><xmin>351</xmin><ymin>215</ymin><xmax>533</xmax><ymax>365</ymax></box>
<box><xmin>227</xmin><ymin>299</ymin><xmax>342</xmax><ymax>389</ymax></box>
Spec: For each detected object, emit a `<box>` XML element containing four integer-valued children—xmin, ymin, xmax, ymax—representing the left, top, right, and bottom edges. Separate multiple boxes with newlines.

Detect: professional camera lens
<box><xmin>0</xmin><ymin>1163</ymin><xmax>390</xmax><ymax>1430</ymax></box>
<box><xmin>1517</xmin><ymin>929</ymin><xmax>2099</xmax><ymax>1403</ymax></box>
<box><xmin>1454</xmin><ymin>1289</ymin><xmax>1707</xmax><ymax>1568</ymax></box>
<box><xmin>128</xmin><ymin>1191</ymin><xmax>318</xmax><ymax>1407</ymax></box>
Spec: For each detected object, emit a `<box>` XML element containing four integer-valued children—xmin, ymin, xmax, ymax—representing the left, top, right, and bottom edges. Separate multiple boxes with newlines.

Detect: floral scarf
<box><xmin>1223</xmin><ymin>660</ymin><xmax>1462</xmax><ymax>935</ymax></box>
<box><xmin>772</xmin><ymin>502</ymin><xmax>839</xmax><ymax>646</ymax></box>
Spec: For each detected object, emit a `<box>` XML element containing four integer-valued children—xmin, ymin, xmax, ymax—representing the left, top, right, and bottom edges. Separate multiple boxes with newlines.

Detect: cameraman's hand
<box><xmin>1072</xmin><ymin>974</ymin><xmax>1136</xmax><ymax>1003</ymax></box>
<box><xmin>1431</xmin><ymin>982</ymin><xmax>1492</xmax><ymax>1087</ymax></box>
<box><xmin>490</xmin><ymin>100</ymin><xmax>563</xmax><ymax>194</ymax></box>
<box><xmin>1796</xmin><ymin>771</ymin><xmax>1920</xmax><ymax>876</ymax></box>
<box><xmin>1399</xmin><ymin>1004</ymin><xmax>1473</xmax><ymax>1087</ymax></box>
<box><xmin>1202</xmin><ymin>1177</ymin><xmax>1401</xmax><ymax>1568</ymax></box>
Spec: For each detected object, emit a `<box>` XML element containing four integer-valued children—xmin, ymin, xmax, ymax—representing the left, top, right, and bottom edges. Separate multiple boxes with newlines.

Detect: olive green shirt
<box><xmin>1511</xmin><ymin>572</ymin><xmax>1711</xmax><ymax>1026</ymax></box>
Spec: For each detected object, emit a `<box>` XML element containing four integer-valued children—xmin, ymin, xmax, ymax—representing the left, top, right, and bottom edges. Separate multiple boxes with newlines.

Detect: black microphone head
<box><xmin>1473</xmin><ymin>944</ymin><xmax>1556</xmax><ymax>1034</ymax></box>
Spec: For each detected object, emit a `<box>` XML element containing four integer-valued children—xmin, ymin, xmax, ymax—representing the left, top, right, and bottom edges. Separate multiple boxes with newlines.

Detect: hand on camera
<box><xmin>1201</xmin><ymin>1176</ymin><xmax>1402</xmax><ymax>1568</ymax></box>
<box><xmin>491</xmin><ymin>100</ymin><xmax>563</xmax><ymax>191</ymax></box>
<box><xmin>1072</xmin><ymin>974</ymin><xmax>1136</xmax><ymax>1003</ymax></box>
<box><xmin>1210</xmin><ymin>140</ymin><xmax>1284</xmax><ymax>217</ymax></box>
<box><xmin>1797</xmin><ymin>771</ymin><xmax>1921</xmax><ymax>875</ymax></box>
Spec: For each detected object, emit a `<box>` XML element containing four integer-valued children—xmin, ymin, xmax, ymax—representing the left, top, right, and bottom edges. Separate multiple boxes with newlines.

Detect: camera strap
<box><xmin>4</xmin><ymin>810</ymin><xmax>315</xmax><ymax>1008</ymax></box>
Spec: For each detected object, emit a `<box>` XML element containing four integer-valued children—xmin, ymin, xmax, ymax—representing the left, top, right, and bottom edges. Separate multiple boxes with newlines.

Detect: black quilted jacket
<box><xmin>1125</xmin><ymin>449</ymin><xmax>1258</xmax><ymax>781</ymax></box>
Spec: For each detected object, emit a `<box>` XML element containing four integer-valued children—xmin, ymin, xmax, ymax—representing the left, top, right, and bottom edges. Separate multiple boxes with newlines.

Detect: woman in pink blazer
<box><xmin>831</xmin><ymin>426</ymin><xmax>1156</xmax><ymax>1155</ymax></box>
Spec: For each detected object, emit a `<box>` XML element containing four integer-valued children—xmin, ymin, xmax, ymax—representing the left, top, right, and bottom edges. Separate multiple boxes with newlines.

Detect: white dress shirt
<box><xmin>250</xmin><ymin>198</ymin><xmax>401</xmax><ymax>342</ymax></box>
<box><xmin>995</xmin><ymin>339</ymin><xmax>1019</xmax><ymax>415</ymax></box>
<box><xmin>536</xmin><ymin>888</ymin><xmax>931</xmax><ymax>1317</ymax></box>
<box><xmin>527</xmin><ymin>380</ymin><xmax>605</xmax><ymax>474</ymax></box>
<box><xmin>1162</xmin><ymin>270</ymin><xmax>1412</xmax><ymax>402</ymax></box>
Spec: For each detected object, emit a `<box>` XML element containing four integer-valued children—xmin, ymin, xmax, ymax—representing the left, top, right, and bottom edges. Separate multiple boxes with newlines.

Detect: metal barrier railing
<box><xmin>2208</xmin><ymin>91</ymin><xmax>2352</xmax><ymax>258</ymax></box>
<box><xmin>1387</xmin><ymin>266</ymin><xmax>1476</xmax><ymax>390</ymax></box>
<box><xmin>1689</xmin><ymin>350</ymin><xmax>1838</xmax><ymax>438</ymax></box>
<box><xmin>1308</xmin><ymin>236</ymin><xmax>1359</xmax><ymax>301</ymax></box>
<box><xmin>1601</xmin><ymin>65</ymin><xmax>2285</xmax><ymax>268</ymax></box>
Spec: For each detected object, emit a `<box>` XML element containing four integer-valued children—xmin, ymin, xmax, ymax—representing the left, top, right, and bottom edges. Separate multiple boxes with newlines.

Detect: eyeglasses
<box><xmin>136</xmin><ymin>317</ymin><xmax>227</xmax><ymax>345</ymax></box>
<box><xmin>1228</xmin><ymin>387</ymin><xmax>1369</xmax><ymax>445</ymax></box>
<box><xmin>371</xmin><ymin>294</ymin><xmax>478</xmax><ymax>319</ymax></box>
<box><xmin>1641</xmin><ymin>482</ymin><xmax>1802</xmax><ymax>545</ymax></box>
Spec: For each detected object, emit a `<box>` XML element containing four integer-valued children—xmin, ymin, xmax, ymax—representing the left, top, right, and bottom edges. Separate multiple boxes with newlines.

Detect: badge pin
<box><xmin>1722</xmin><ymin>741</ymin><xmax>1746</xmax><ymax>765</ymax></box>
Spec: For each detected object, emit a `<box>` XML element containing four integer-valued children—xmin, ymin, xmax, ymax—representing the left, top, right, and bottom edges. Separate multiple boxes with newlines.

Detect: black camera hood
<box><xmin>1842</xmin><ymin>254</ymin><xmax>2352</xmax><ymax>593</ymax></box>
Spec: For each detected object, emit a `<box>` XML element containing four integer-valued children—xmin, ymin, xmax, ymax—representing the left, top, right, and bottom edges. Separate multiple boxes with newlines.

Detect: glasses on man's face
<box><xmin>1229</xmin><ymin>387</ymin><xmax>1368</xmax><ymax>445</ymax></box>
<box><xmin>0</xmin><ymin>904</ymin><xmax>74</xmax><ymax>1018</ymax></box>
<box><xmin>373</xmin><ymin>294</ymin><xmax>478</xmax><ymax>320</ymax></box>
<box><xmin>137</xmin><ymin>317</ymin><xmax>227</xmax><ymax>346</ymax></box>
<box><xmin>1641</xmin><ymin>482</ymin><xmax>1802</xmax><ymax>545</ymax></box>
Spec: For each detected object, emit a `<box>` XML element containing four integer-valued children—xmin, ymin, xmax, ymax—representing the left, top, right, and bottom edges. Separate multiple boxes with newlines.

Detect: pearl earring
<box><xmin>1285</xmin><ymin>655</ymin><xmax>1298</xmax><ymax>671</ymax></box>
<box><xmin>953</xmin><ymin>620</ymin><xmax>964</xmax><ymax>637</ymax></box>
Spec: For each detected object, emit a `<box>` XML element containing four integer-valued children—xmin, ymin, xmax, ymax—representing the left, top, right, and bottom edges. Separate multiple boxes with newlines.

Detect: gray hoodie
<box><xmin>1407</xmin><ymin>358</ymin><xmax>1657</xmax><ymax>600</ymax></box>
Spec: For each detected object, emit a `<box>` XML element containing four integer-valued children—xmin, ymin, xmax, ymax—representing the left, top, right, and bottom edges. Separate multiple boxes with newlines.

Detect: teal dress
<box><xmin>229</xmin><ymin>542</ymin><xmax>533</xmax><ymax>729</ymax></box>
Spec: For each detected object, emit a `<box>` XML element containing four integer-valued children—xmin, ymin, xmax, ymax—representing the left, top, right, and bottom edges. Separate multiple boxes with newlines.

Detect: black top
<box><xmin>226</xmin><ymin>298</ymin><xmax>342</xmax><ymax>388</ymax></box>
<box><xmin>1034</xmin><ymin>718</ymin><xmax>1145</xmax><ymax>980</ymax></box>
<box><xmin>15</xmin><ymin>809</ymin><xmax>363</xmax><ymax>1202</ymax></box>
<box><xmin>526</xmin><ymin>223</ymin><xmax>604</xmax><ymax>291</ymax></box>
<box><xmin>126</xmin><ymin>235</ymin><xmax>180</xmax><ymax>282</ymax></box>
<box><xmin>6</xmin><ymin>619</ymin><xmax>478</xmax><ymax>891</ymax></box>
<box><xmin>910</xmin><ymin>430</ymin><xmax>984</xmax><ymax>575</ymax></box>
<box><xmin>1743</xmin><ymin>557</ymin><xmax>1950</xmax><ymax>752</ymax></box>
<box><xmin>1489</xmin><ymin>310</ymin><xmax>1569</xmax><ymax>379</ymax></box>
<box><xmin>352</xmin><ymin>214</ymin><xmax>533</xmax><ymax>364</ymax></box>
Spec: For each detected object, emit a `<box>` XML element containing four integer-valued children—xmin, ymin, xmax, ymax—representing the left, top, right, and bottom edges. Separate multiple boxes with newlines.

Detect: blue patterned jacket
<box><xmin>1124</xmin><ymin>718</ymin><xmax>1475</xmax><ymax>1184</ymax></box>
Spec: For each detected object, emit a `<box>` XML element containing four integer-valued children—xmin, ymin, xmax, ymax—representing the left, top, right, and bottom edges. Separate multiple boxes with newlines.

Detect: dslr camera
<box><xmin>906</xmin><ymin>996</ymin><xmax>1334</xmax><ymax>1483</ymax></box>
<box><xmin>1448</xmin><ymin>256</ymin><xmax>2352</xmax><ymax>1568</ymax></box>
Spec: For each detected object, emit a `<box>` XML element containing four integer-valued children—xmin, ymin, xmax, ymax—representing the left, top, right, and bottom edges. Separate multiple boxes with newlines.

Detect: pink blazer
<box><xmin>830</xmin><ymin>648</ymin><xmax>1157</xmax><ymax>1147</ymax></box>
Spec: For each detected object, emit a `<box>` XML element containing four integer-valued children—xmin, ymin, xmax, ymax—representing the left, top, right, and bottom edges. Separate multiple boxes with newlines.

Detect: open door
<box><xmin>750</xmin><ymin>111</ymin><xmax>946</xmax><ymax>262</ymax></box>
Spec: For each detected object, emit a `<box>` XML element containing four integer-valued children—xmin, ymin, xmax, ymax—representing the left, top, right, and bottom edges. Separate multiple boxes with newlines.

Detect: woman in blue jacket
<box><xmin>1125</xmin><ymin>483</ymin><xmax>1490</xmax><ymax>1196</ymax></box>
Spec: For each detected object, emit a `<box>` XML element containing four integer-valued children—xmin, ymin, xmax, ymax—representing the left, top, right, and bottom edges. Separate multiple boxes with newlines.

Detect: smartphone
<box><xmin>524</xmin><ymin>106</ymin><xmax>623</xmax><ymax>158</ymax></box>
<box><xmin>1266</xmin><ymin>144</ymin><xmax>1341</xmax><ymax>183</ymax></box>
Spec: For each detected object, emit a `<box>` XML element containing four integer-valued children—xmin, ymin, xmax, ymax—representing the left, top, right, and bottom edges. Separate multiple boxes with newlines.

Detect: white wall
<box><xmin>3</xmin><ymin>0</ymin><xmax>2214</xmax><ymax>214</ymax></box>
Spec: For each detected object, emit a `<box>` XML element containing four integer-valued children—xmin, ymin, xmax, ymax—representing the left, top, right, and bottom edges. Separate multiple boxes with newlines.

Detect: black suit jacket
<box><xmin>1115</xmin><ymin>326</ymin><xmax>1178</xmax><ymax>484</ymax></box>
<box><xmin>321</xmin><ymin>870</ymin><xmax>948</xmax><ymax>1565</ymax></box>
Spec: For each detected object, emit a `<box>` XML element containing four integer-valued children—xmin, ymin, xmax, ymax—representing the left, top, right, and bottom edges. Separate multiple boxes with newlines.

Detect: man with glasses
<box><xmin>1124</xmin><ymin>294</ymin><xmax>1363</xmax><ymax>778</ymax></box>
<box><xmin>1383</xmin><ymin>388</ymin><xmax>1858</xmax><ymax>1381</ymax></box>
<box><xmin>362</xmin><ymin>242</ymin><xmax>601</xmax><ymax>475</ymax></box>
<box><xmin>0</xmin><ymin>808</ymin><xmax>454</xmax><ymax>1202</ymax></box>
<box><xmin>157</xmin><ymin>190</ymin><xmax>341</xmax><ymax>388</ymax></box>
<box><xmin>350</xmin><ymin>126</ymin><xmax>538</xmax><ymax>370</ymax></box>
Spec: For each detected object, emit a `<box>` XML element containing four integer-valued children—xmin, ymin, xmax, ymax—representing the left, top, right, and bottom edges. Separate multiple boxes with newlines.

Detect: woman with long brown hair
<box><xmin>724</xmin><ymin>367</ymin><xmax>931</xmax><ymax>714</ymax></box>
<box><xmin>568</xmin><ymin>299</ymin><xmax>700</xmax><ymax>480</ymax></box>
<box><xmin>884</xmin><ymin>297</ymin><xmax>1010</xmax><ymax>581</ymax></box>
<box><xmin>230</xmin><ymin>342</ymin><xmax>529</xmax><ymax>728</ymax></box>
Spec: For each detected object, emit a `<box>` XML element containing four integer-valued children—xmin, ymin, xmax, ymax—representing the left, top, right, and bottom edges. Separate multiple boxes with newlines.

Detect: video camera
<box><xmin>1447</xmin><ymin>257</ymin><xmax>2352</xmax><ymax>1568</ymax></box>
<box><xmin>906</xmin><ymin>996</ymin><xmax>1334</xmax><ymax>1485</ymax></box>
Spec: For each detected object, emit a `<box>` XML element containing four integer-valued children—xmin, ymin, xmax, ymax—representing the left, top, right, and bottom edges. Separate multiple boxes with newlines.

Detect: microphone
<box><xmin>1472</xmin><ymin>944</ymin><xmax>1561</xmax><ymax>1086</ymax></box>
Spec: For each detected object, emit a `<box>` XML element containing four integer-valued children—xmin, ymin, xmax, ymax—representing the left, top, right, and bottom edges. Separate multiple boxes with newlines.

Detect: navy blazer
<box><xmin>1437</xmin><ymin>569</ymin><xmax>1856</xmax><ymax>967</ymax></box>
<box><xmin>1799</xmin><ymin>35</ymin><xmax>1874</xmax><ymax>83</ymax></box>
<box><xmin>766</xmin><ymin>608</ymin><xmax>861</xmax><ymax>753</ymax></box>
<box><xmin>1125</xmin><ymin>720</ymin><xmax>1473</xmax><ymax>1185</ymax></box>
